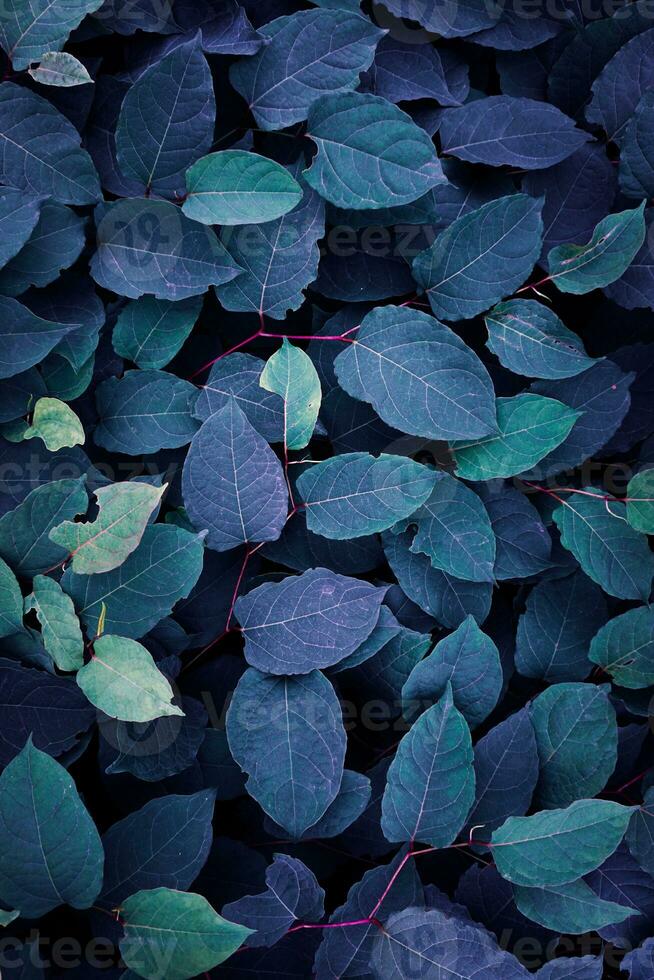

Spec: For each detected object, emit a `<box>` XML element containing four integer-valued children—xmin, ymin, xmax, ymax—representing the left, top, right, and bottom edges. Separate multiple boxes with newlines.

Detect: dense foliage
<box><xmin>2</xmin><ymin>0</ymin><xmax>654</xmax><ymax>977</ymax></box>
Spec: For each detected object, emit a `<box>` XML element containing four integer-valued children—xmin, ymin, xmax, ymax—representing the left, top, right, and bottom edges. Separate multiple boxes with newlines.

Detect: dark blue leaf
<box><xmin>362</xmin><ymin>36</ymin><xmax>469</xmax><ymax>105</ymax></box>
<box><xmin>586</xmin><ymin>27</ymin><xmax>654</xmax><ymax>142</ymax></box>
<box><xmin>0</xmin><ymin>189</ymin><xmax>42</xmax><ymax>269</ymax></box>
<box><xmin>477</xmin><ymin>482</ymin><xmax>552</xmax><ymax>580</ymax></box>
<box><xmin>0</xmin><ymin>203</ymin><xmax>85</xmax><ymax>297</ymax></box>
<box><xmin>194</xmin><ymin>353</ymin><xmax>285</xmax><ymax>442</ymax></box>
<box><xmin>586</xmin><ymin>843</ymin><xmax>654</xmax><ymax>948</ymax></box>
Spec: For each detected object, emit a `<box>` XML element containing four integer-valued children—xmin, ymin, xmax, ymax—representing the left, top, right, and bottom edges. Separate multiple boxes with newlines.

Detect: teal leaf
<box><xmin>395</xmin><ymin>472</ymin><xmax>496</xmax><ymax>584</ymax></box>
<box><xmin>183</xmin><ymin>151</ymin><xmax>303</xmax><ymax>226</ymax></box>
<box><xmin>0</xmin><ymin>477</ymin><xmax>87</xmax><ymax>577</ymax></box>
<box><xmin>297</xmin><ymin>452</ymin><xmax>439</xmax><ymax>539</ymax></box>
<box><xmin>50</xmin><ymin>481</ymin><xmax>165</xmax><ymax>574</ymax></box>
<box><xmin>589</xmin><ymin>605</ymin><xmax>654</xmax><ymax>689</ymax></box>
<box><xmin>0</xmin><ymin>556</ymin><xmax>24</xmax><ymax>639</ymax></box>
<box><xmin>120</xmin><ymin>888</ymin><xmax>252</xmax><ymax>980</ymax></box>
<box><xmin>0</xmin><ymin>0</ymin><xmax>104</xmax><ymax>69</ymax></box>
<box><xmin>227</xmin><ymin>667</ymin><xmax>346</xmax><ymax>837</ymax></box>
<box><xmin>91</xmin><ymin>199</ymin><xmax>243</xmax><ymax>300</ymax></box>
<box><xmin>412</xmin><ymin>194</ymin><xmax>543</xmax><ymax>322</ymax></box>
<box><xmin>304</xmin><ymin>91</ymin><xmax>445</xmax><ymax>209</ymax></box>
<box><xmin>77</xmin><ymin>634</ymin><xmax>184</xmax><ymax>721</ymax></box>
<box><xmin>260</xmin><ymin>339</ymin><xmax>321</xmax><ymax>450</ymax></box>
<box><xmin>626</xmin><ymin>468</ymin><xmax>654</xmax><ymax>533</ymax></box>
<box><xmin>553</xmin><ymin>490</ymin><xmax>654</xmax><ymax>600</ymax></box>
<box><xmin>485</xmin><ymin>299</ymin><xmax>596</xmax><ymax>379</ymax></box>
<box><xmin>514</xmin><ymin>879</ymin><xmax>637</xmax><ymax>934</ymax></box>
<box><xmin>112</xmin><ymin>296</ymin><xmax>202</xmax><ymax>370</ymax></box>
<box><xmin>61</xmin><ymin>524</ymin><xmax>205</xmax><ymax>639</ymax></box>
<box><xmin>116</xmin><ymin>34</ymin><xmax>215</xmax><ymax>197</ymax></box>
<box><xmin>402</xmin><ymin>616</ymin><xmax>503</xmax><ymax>729</ymax></box>
<box><xmin>492</xmin><ymin>799</ymin><xmax>635</xmax><ymax>887</ymax></box>
<box><xmin>0</xmin><ymin>739</ymin><xmax>103</xmax><ymax>917</ymax></box>
<box><xmin>381</xmin><ymin>684</ymin><xmax>475</xmax><ymax>846</ymax></box>
<box><xmin>451</xmin><ymin>394</ymin><xmax>580</xmax><ymax>480</ymax></box>
<box><xmin>548</xmin><ymin>203</ymin><xmax>646</xmax><ymax>294</ymax></box>
<box><xmin>0</xmin><ymin>83</ymin><xmax>100</xmax><ymax>204</ymax></box>
<box><xmin>28</xmin><ymin>51</ymin><xmax>93</xmax><ymax>87</ymax></box>
<box><xmin>25</xmin><ymin>575</ymin><xmax>84</xmax><ymax>671</ymax></box>
<box><xmin>94</xmin><ymin>369</ymin><xmax>199</xmax><ymax>455</ymax></box>
<box><xmin>229</xmin><ymin>9</ymin><xmax>384</xmax><ymax>130</ymax></box>
<box><xmin>0</xmin><ymin>297</ymin><xmax>77</xmax><ymax>379</ymax></box>
<box><xmin>182</xmin><ymin>399</ymin><xmax>288</xmax><ymax>552</ymax></box>
<box><xmin>234</xmin><ymin>567</ymin><xmax>386</xmax><ymax>674</ymax></box>
<box><xmin>530</xmin><ymin>682</ymin><xmax>618</xmax><ymax>809</ymax></box>
<box><xmin>334</xmin><ymin>305</ymin><xmax>498</xmax><ymax>441</ymax></box>
<box><xmin>0</xmin><ymin>188</ymin><xmax>42</xmax><ymax>269</ymax></box>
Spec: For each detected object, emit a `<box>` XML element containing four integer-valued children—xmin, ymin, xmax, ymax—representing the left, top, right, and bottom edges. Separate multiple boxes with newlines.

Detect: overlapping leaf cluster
<box><xmin>2</xmin><ymin>0</ymin><xmax>654</xmax><ymax>977</ymax></box>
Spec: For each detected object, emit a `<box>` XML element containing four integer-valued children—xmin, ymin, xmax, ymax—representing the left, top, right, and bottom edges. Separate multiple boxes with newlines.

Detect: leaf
<box><xmin>476</xmin><ymin>482</ymin><xmax>552</xmax><ymax>581</ymax></box>
<box><xmin>515</xmin><ymin>571</ymin><xmax>608</xmax><ymax>682</ymax></box>
<box><xmin>451</xmin><ymin>394</ymin><xmax>580</xmax><ymax>481</ymax></box>
<box><xmin>0</xmin><ymin>659</ymin><xmax>94</xmax><ymax>765</ymax></box>
<box><xmin>94</xmin><ymin>369</ymin><xmax>199</xmax><ymax>455</ymax></box>
<box><xmin>120</xmin><ymin>888</ymin><xmax>252</xmax><ymax>980</ymax></box>
<box><xmin>116</xmin><ymin>34</ymin><xmax>215</xmax><ymax>197</ymax></box>
<box><xmin>112</xmin><ymin>296</ymin><xmax>202</xmax><ymax>370</ymax></box>
<box><xmin>29</xmin><ymin>51</ymin><xmax>94</xmax><ymax>87</ymax></box>
<box><xmin>21</xmin><ymin>397</ymin><xmax>84</xmax><ymax>451</ymax></box>
<box><xmin>0</xmin><ymin>556</ymin><xmax>24</xmax><ymax>639</ymax></box>
<box><xmin>0</xmin><ymin>739</ymin><xmax>103</xmax><ymax>917</ymax></box>
<box><xmin>183</xmin><ymin>151</ymin><xmax>303</xmax><ymax>226</ymax></box>
<box><xmin>100</xmin><ymin>790</ymin><xmax>215</xmax><ymax>906</ymax></box>
<box><xmin>586</xmin><ymin>842</ymin><xmax>654</xmax><ymax>948</ymax></box>
<box><xmin>260</xmin><ymin>340</ymin><xmax>321</xmax><ymax>450</ymax></box>
<box><xmin>491</xmin><ymin>799</ymin><xmax>635</xmax><ymax>887</ymax></box>
<box><xmin>586</xmin><ymin>28</ymin><xmax>654</xmax><ymax>142</ymax></box>
<box><xmin>374</xmin><ymin>0</ymin><xmax>499</xmax><ymax>37</ymax></box>
<box><xmin>553</xmin><ymin>490</ymin><xmax>654</xmax><ymax>601</ymax></box>
<box><xmin>216</xmin><ymin>163</ymin><xmax>324</xmax><ymax>320</ymax></box>
<box><xmin>229</xmin><ymin>9</ymin><xmax>384</xmax><ymax>130</ymax></box>
<box><xmin>0</xmin><ymin>297</ymin><xmax>78</xmax><ymax>380</ymax></box>
<box><xmin>334</xmin><ymin>305</ymin><xmax>498</xmax><ymax>440</ymax></box>
<box><xmin>381</xmin><ymin>684</ymin><xmax>475</xmax><ymax>846</ymax></box>
<box><xmin>77</xmin><ymin>634</ymin><xmax>183</xmax><ymax>722</ymax></box>
<box><xmin>222</xmin><ymin>855</ymin><xmax>324</xmax><ymax>947</ymax></box>
<box><xmin>412</xmin><ymin>194</ymin><xmax>544</xmax><ymax>322</ymax></box>
<box><xmin>535</xmin><ymin>955</ymin><xmax>604</xmax><ymax>980</ymax></box>
<box><xmin>25</xmin><ymin>575</ymin><xmax>84</xmax><ymax>671</ymax></box>
<box><xmin>626</xmin><ymin>468</ymin><xmax>654</xmax><ymax>532</ymax></box>
<box><xmin>589</xmin><ymin>606</ymin><xmax>654</xmax><ymax>689</ymax></box>
<box><xmin>0</xmin><ymin>476</ymin><xmax>87</xmax><ymax>577</ymax></box>
<box><xmin>61</xmin><ymin>524</ymin><xmax>205</xmax><ymax>639</ymax></box>
<box><xmin>50</xmin><ymin>481</ymin><xmax>165</xmax><ymax>574</ymax></box>
<box><xmin>402</xmin><ymin>616</ymin><xmax>503</xmax><ymax>729</ymax></box>
<box><xmin>485</xmin><ymin>299</ymin><xmax>596</xmax><ymax>379</ymax></box>
<box><xmin>227</xmin><ymin>667</ymin><xmax>346</xmax><ymax>837</ymax></box>
<box><xmin>548</xmin><ymin>203</ymin><xmax>647</xmax><ymax>293</ymax></box>
<box><xmin>304</xmin><ymin>91</ymin><xmax>445</xmax><ymax>209</ymax></box>
<box><xmin>234</xmin><ymin>567</ymin><xmax>386</xmax><ymax>674</ymax></box>
<box><xmin>363</xmin><ymin>35</ymin><xmax>468</xmax><ymax>105</ymax></box>
<box><xmin>395</xmin><ymin>472</ymin><xmax>496</xmax><ymax>584</ymax></box>
<box><xmin>90</xmin><ymin>199</ymin><xmax>242</xmax><ymax>300</ymax></box>
<box><xmin>194</xmin><ymin>353</ymin><xmax>285</xmax><ymax>442</ymax></box>
<box><xmin>514</xmin><ymin>880</ymin><xmax>638</xmax><ymax>935</ymax></box>
<box><xmin>296</xmin><ymin>452</ymin><xmax>439</xmax><ymax>539</ymax></box>
<box><xmin>0</xmin><ymin>188</ymin><xmax>42</xmax><ymax>269</ymax></box>
<box><xmin>439</xmin><ymin>96</ymin><xmax>590</xmax><ymax>169</ymax></box>
<box><xmin>0</xmin><ymin>0</ymin><xmax>104</xmax><ymax>69</ymax></box>
<box><xmin>619</xmin><ymin>90</ymin><xmax>654</xmax><ymax>199</ymax></box>
<box><xmin>624</xmin><ymin>939</ymin><xmax>654</xmax><ymax>980</ymax></box>
<box><xmin>182</xmin><ymin>399</ymin><xmax>288</xmax><ymax>552</ymax></box>
<box><xmin>530</xmin><ymin>682</ymin><xmax>618</xmax><ymax>809</ymax></box>
<box><xmin>0</xmin><ymin>83</ymin><xmax>100</xmax><ymax>204</ymax></box>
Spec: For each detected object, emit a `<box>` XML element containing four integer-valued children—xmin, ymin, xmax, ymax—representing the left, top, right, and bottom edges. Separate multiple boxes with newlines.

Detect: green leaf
<box><xmin>626</xmin><ymin>468</ymin><xmax>654</xmax><ymax>533</ymax></box>
<box><xmin>451</xmin><ymin>394</ymin><xmax>580</xmax><ymax>480</ymax></box>
<box><xmin>112</xmin><ymin>296</ymin><xmax>202</xmax><ymax>370</ymax></box>
<box><xmin>25</xmin><ymin>574</ymin><xmax>84</xmax><ymax>671</ymax></box>
<box><xmin>0</xmin><ymin>0</ymin><xmax>104</xmax><ymax>70</ymax></box>
<box><xmin>296</xmin><ymin>453</ymin><xmax>439</xmax><ymax>539</ymax></box>
<box><xmin>260</xmin><ymin>339</ymin><xmax>321</xmax><ymax>450</ymax></box>
<box><xmin>553</xmin><ymin>490</ymin><xmax>654</xmax><ymax>601</ymax></box>
<box><xmin>589</xmin><ymin>606</ymin><xmax>654</xmax><ymax>689</ymax></box>
<box><xmin>120</xmin><ymin>888</ymin><xmax>252</xmax><ymax>980</ymax></box>
<box><xmin>0</xmin><ymin>556</ymin><xmax>24</xmax><ymax>639</ymax></box>
<box><xmin>381</xmin><ymin>684</ymin><xmax>475</xmax><ymax>846</ymax></box>
<box><xmin>513</xmin><ymin>879</ymin><xmax>637</xmax><ymax>934</ymax></box>
<box><xmin>21</xmin><ymin>397</ymin><xmax>84</xmax><ymax>451</ymax></box>
<box><xmin>183</xmin><ymin>151</ymin><xmax>303</xmax><ymax>226</ymax></box>
<box><xmin>28</xmin><ymin>52</ymin><xmax>94</xmax><ymax>87</ymax></box>
<box><xmin>530</xmin><ymin>682</ymin><xmax>617</xmax><ymax>809</ymax></box>
<box><xmin>548</xmin><ymin>203</ymin><xmax>646</xmax><ymax>294</ymax></box>
<box><xmin>0</xmin><ymin>739</ymin><xmax>103</xmax><ymax>917</ymax></box>
<box><xmin>491</xmin><ymin>799</ymin><xmax>635</xmax><ymax>887</ymax></box>
<box><xmin>77</xmin><ymin>634</ymin><xmax>183</xmax><ymax>722</ymax></box>
<box><xmin>49</xmin><ymin>481</ymin><xmax>166</xmax><ymax>575</ymax></box>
